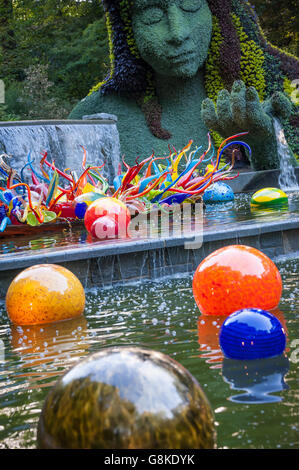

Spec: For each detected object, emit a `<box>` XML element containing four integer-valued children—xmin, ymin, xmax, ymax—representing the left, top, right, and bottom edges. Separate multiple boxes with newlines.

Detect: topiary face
<box><xmin>131</xmin><ymin>0</ymin><xmax>212</xmax><ymax>78</ymax></box>
<box><xmin>85</xmin><ymin>0</ymin><xmax>298</xmax><ymax>154</ymax></box>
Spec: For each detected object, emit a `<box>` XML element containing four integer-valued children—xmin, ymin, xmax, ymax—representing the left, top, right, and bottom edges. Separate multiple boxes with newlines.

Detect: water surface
<box><xmin>0</xmin><ymin>191</ymin><xmax>299</xmax><ymax>257</ymax></box>
<box><xmin>0</xmin><ymin>256</ymin><xmax>298</xmax><ymax>449</ymax></box>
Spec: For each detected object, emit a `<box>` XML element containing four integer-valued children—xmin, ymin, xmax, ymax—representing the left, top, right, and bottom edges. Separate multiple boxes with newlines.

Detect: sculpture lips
<box><xmin>168</xmin><ymin>50</ymin><xmax>196</xmax><ymax>63</ymax></box>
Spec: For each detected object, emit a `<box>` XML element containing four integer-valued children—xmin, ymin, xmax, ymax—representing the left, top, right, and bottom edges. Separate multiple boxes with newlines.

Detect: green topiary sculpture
<box><xmin>69</xmin><ymin>0</ymin><xmax>299</xmax><ymax>170</ymax></box>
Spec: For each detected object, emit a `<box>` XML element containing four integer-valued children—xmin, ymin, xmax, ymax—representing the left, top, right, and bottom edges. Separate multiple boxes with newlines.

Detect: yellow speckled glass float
<box><xmin>6</xmin><ymin>264</ymin><xmax>85</xmax><ymax>325</ymax></box>
<box><xmin>250</xmin><ymin>188</ymin><xmax>288</xmax><ymax>208</ymax></box>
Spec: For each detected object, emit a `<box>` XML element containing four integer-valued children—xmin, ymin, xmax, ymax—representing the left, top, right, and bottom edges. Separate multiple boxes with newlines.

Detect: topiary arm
<box><xmin>201</xmin><ymin>80</ymin><xmax>297</xmax><ymax>171</ymax></box>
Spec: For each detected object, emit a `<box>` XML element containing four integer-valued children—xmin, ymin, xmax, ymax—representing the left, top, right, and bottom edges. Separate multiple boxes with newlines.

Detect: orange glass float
<box><xmin>6</xmin><ymin>264</ymin><xmax>85</xmax><ymax>326</ymax></box>
<box><xmin>193</xmin><ymin>245</ymin><xmax>282</xmax><ymax>316</ymax></box>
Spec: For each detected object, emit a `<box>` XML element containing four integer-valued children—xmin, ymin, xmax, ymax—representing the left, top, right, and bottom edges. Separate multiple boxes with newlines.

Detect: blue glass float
<box><xmin>203</xmin><ymin>182</ymin><xmax>234</xmax><ymax>204</ymax></box>
<box><xmin>219</xmin><ymin>308</ymin><xmax>287</xmax><ymax>360</ymax></box>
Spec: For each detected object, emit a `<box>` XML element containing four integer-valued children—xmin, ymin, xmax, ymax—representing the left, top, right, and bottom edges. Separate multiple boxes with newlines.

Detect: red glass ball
<box><xmin>91</xmin><ymin>215</ymin><xmax>119</xmax><ymax>239</ymax></box>
<box><xmin>53</xmin><ymin>203</ymin><xmax>76</xmax><ymax>219</ymax></box>
<box><xmin>193</xmin><ymin>245</ymin><xmax>282</xmax><ymax>316</ymax></box>
<box><xmin>84</xmin><ymin>198</ymin><xmax>131</xmax><ymax>238</ymax></box>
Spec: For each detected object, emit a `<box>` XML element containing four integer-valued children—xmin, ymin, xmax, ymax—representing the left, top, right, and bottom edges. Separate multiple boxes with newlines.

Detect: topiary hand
<box><xmin>201</xmin><ymin>80</ymin><xmax>295</xmax><ymax>170</ymax></box>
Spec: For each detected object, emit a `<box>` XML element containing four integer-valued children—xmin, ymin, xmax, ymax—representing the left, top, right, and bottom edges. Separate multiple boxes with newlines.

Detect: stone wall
<box><xmin>0</xmin><ymin>216</ymin><xmax>298</xmax><ymax>298</ymax></box>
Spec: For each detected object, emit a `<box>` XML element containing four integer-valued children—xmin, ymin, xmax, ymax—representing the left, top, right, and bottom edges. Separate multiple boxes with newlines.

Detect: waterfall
<box><xmin>0</xmin><ymin>119</ymin><xmax>120</xmax><ymax>184</ymax></box>
<box><xmin>273</xmin><ymin>118</ymin><xmax>299</xmax><ymax>191</ymax></box>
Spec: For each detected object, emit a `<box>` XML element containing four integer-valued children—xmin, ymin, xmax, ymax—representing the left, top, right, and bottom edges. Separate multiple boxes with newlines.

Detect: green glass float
<box><xmin>250</xmin><ymin>187</ymin><xmax>288</xmax><ymax>208</ymax></box>
<box><xmin>37</xmin><ymin>347</ymin><xmax>216</xmax><ymax>449</ymax></box>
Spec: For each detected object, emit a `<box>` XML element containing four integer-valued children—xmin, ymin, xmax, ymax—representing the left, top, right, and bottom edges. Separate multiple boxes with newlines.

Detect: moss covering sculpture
<box><xmin>69</xmin><ymin>0</ymin><xmax>299</xmax><ymax>170</ymax></box>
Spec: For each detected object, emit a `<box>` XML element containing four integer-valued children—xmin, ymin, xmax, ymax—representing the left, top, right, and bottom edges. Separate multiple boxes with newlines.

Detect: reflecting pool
<box><xmin>0</xmin><ymin>256</ymin><xmax>298</xmax><ymax>449</ymax></box>
<box><xmin>0</xmin><ymin>191</ymin><xmax>298</xmax><ymax>257</ymax></box>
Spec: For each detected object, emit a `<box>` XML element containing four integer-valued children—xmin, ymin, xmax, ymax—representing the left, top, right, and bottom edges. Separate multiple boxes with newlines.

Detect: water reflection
<box><xmin>222</xmin><ymin>354</ymin><xmax>290</xmax><ymax>404</ymax></box>
<box><xmin>250</xmin><ymin>203</ymin><xmax>289</xmax><ymax>218</ymax></box>
<box><xmin>0</xmin><ymin>192</ymin><xmax>298</xmax><ymax>257</ymax></box>
<box><xmin>9</xmin><ymin>316</ymin><xmax>89</xmax><ymax>388</ymax></box>
<box><xmin>269</xmin><ymin>308</ymin><xmax>288</xmax><ymax>336</ymax></box>
<box><xmin>29</xmin><ymin>237</ymin><xmax>57</xmax><ymax>250</ymax></box>
<box><xmin>0</xmin><ymin>226</ymin><xmax>88</xmax><ymax>256</ymax></box>
<box><xmin>0</xmin><ymin>258</ymin><xmax>297</xmax><ymax>449</ymax></box>
<box><xmin>204</xmin><ymin>202</ymin><xmax>237</xmax><ymax>227</ymax></box>
<box><xmin>197</xmin><ymin>315</ymin><xmax>225</xmax><ymax>367</ymax></box>
<box><xmin>0</xmin><ymin>241</ymin><xmax>16</xmax><ymax>255</ymax></box>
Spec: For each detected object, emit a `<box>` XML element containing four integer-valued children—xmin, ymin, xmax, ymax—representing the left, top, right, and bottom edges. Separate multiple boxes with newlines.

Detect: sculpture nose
<box><xmin>167</xmin><ymin>4</ymin><xmax>190</xmax><ymax>45</ymax></box>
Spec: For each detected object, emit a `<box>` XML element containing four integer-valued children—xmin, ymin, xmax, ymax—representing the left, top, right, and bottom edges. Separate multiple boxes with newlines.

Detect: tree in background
<box><xmin>0</xmin><ymin>0</ymin><xmax>22</xmax><ymax>80</ymax></box>
<box><xmin>250</xmin><ymin>0</ymin><xmax>298</xmax><ymax>56</ymax></box>
<box><xmin>0</xmin><ymin>0</ymin><xmax>109</xmax><ymax>119</ymax></box>
<box><xmin>0</xmin><ymin>0</ymin><xmax>297</xmax><ymax>120</ymax></box>
<box><xmin>12</xmin><ymin>0</ymin><xmax>109</xmax><ymax>99</ymax></box>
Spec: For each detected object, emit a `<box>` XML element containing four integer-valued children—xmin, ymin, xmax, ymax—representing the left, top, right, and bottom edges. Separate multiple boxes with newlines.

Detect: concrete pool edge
<box><xmin>0</xmin><ymin>215</ymin><xmax>298</xmax><ymax>298</ymax></box>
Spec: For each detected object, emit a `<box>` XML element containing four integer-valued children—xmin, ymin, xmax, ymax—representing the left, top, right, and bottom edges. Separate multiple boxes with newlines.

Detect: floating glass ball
<box><xmin>6</xmin><ymin>264</ymin><xmax>85</xmax><ymax>325</ymax></box>
<box><xmin>84</xmin><ymin>197</ymin><xmax>131</xmax><ymax>239</ymax></box>
<box><xmin>193</xmin><ymin>245</ymin><xmax>282</xmax><ymax>316</ymax></box>
<box><xmin>37</xmin><ymin>347</ymin><xmax>216</xmax><ymax>449</ymax></box>
<box><xmin>250</xmin><ymin>187</ymin><xmax>288</xmax><ymax>207</ymax></box>
<box><xmin>219</xmin><ymin>308</ymin><xmax>287</xmax><ymax>360</ymax></box>
<box><xmin>203</xmin><ymin>182</ymin><xmax>234</xmax><ymax>204</ymax></box>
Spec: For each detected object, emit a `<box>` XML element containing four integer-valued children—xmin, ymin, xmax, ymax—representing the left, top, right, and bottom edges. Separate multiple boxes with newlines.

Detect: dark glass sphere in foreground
<box><xmin>37</xmin><ymin>347</ymin><xmax>216</xmax><ymax>449</ymax></box>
